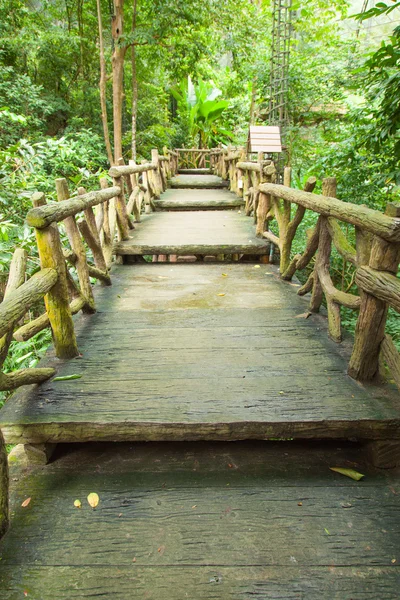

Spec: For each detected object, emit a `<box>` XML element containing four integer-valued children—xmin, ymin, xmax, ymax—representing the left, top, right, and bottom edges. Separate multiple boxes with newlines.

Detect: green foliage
<box><xmin>0</xmin><ymin>329</ymin><xmax>52</xmax><ymax>409</ymax></box>
<box><xmin>171</xmin><ymin>78</ymin><xmax>233</xmax><ymax>147</ymax></box>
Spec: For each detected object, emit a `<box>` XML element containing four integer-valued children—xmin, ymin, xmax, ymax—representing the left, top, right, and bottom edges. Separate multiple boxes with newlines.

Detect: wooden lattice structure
<box><xmin>268</xmin><ymin>0</ymin><xmax>293</xmax><ymax>127</ymax></box>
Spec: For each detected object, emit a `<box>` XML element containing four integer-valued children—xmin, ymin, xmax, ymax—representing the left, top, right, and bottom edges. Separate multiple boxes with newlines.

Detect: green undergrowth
<box><xmin>0</xmin><ymin>329</ymin><xmax>52</xmax><ymax>410</ymax></box>
<box><xmin>276</xmin><ymin>209</ymin><xmax>400</xmax><ymax>351</ymax></box>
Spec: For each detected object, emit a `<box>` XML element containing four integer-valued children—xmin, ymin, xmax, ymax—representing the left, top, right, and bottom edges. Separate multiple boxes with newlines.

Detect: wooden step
<box><xmin>170</xmin><ymin>174</ymin><xmax>229</xmax><ymax>189</ymax></box>
<box><xmin>154</xmin><ymin>189</ymin><xmax>244</xmax><ymax>211</ymax></box>
<box><xmin>177</xmin><ymin>168</ymin><xmax>212</xmax><ymax>175</ymax></box>
<box><xmin>0</xmin><ymin>264</ymin><xmax>399</xmax><ymax>446</ymax></box>
<box><xmin>115</xmin><ymin>211</ymin><xmax>268</xmax><ymax>257</ymax></box>
<box><xmin>1</xmin><ymin>440</ymin><xmax>399</xmax><ymax>598</ymax></box>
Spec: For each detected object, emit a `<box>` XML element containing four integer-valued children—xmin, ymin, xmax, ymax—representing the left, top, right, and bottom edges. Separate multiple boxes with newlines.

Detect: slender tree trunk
<box><xmin>131</xmin><ymin>0</ymin><xmax>138</xmax><ymax>160</ymax></box>
<box><xmin>97</xmin><ymin>0</ymin><xmax>114</xmax><ymax>165</ymax></box>
<box><xmin>249</xmin><ymin>76</ymin><xmax>257</xmax><ymax>125</ymax></box>
<box><xmin>112</xmin><ymin>0</ymin><xmax>126</xmax><ymax>164</ymax></box>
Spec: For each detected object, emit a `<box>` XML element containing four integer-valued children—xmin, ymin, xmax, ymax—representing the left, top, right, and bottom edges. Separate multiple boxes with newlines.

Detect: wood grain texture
<box><xmin>27</xmin><ymin>187</ymin><xmax>120</xmax><ymax>228</ymax></box>
<box><xmin>0</xmin><ymin>264</ymin><xmax>399</xmax><ymax>444</ymax></box>
<box><xmin>0</xmin><ymin>441</ymin><xmax>399</xmax><ymax>598</ymax></box>
<box><xmin>260</xmin><ymin>183</ymin><xmax>400</xmax><ymax>242</ymax></box>
<box><xmin>154</xmin><ymin>188</ymin><xmax>243</xmax><ymax>210</ymax></box>
<box><xmin>115</xmin><ymin>211</ymin><xmax>268</xmax><ymax>256</ymax></box>
<box><xmin>170</xmin><ymin>174</ymin><xmax>229</xmax><ymax>189</ymax></box>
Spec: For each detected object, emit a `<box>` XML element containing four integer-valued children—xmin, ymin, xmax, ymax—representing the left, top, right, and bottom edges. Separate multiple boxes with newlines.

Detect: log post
<box><xmin>151</xmin><ymin>149</ymin><xmax>162</xmax><ymax>197</ymax></box>
<box><xmin>99</xmin><ymin>177</ymin><xmax>113</xmax><ymax>268</ymax></box>
<box><xmin>348</xmin><ymin>201</ymin><xmax>400</xmax><ymax>381</ymax></box>
<box><xmin>310</xmin><ymin>178</ymin><xmax>337</xmax><ymax>313</ymax></box>
<box><xmin>0</xmin><ymin>248</ymin><xmax>27</xmax><ymax>367</ymax></box>
<box><xmin>112</xmin><ymin>175</ymin><xmax>130</xmax><ymax>240</ymax></box>
<box><xmin>55</xmin><ymin>179</ymin><xmax>96</xmax><ymax>313</ymax></box>
<box><xmin>32</xmin><ymin>192</ymin><xmax>79</xmax><ymax>359</ymax></box>
<box><xmin>256</xmin><ymin>164</ymin><xmax>275</xmax><ymax>237</ymax></box>
<box><xmin>0</xmin><ymin>428</ymin><xmax>8</xmax><ymax>539</ymax></box>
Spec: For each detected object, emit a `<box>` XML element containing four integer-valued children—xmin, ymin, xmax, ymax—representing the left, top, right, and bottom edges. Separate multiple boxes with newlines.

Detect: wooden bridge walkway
<box><xmin>0</xmin><ymin>161</ymin><xmax>399</xmax><ymax>598</ymax></box>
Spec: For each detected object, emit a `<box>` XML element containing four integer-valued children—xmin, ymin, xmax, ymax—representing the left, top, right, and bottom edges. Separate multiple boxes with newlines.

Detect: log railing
<box><xmin>0</xmin><ymin>148</ymin><xmax>178</xmax><ymax>536</ymax></box>
<box><xmin>213</xmin><ymin>147</ymin><xmax>400</xmax><ymax>392</ymax></box>
<box><xmin>176</xmin><ymin>148</ymin><xmax>212</xmax><ymax>169</ymax></box>
<box><xmin>0</xmin><ymin>148</ymin><xmax>177</xmax><ymax>392</ymax></box>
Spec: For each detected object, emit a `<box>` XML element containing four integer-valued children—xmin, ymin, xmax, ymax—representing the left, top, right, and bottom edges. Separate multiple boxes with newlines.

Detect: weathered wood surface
<box><xmin>0</xmin><ymin>441</ymin><xmax>399</xmax><ymax>598</ymax></box>
<box><xmin>27</xmin><ymin>187</ymin><xmax>120</xmax><ymax>229</ymax></box>
<box><xmin>170</xmin><ymin>174</ymin><xmax>229</xmax><ymax>189</ymax></box>
<box><xmin>154</xmin><ymin>188</ymin><xmax>244</xmax><ymax>211</ymax></box>
<box><xmin>259</xmin><ymin>183</ymin><xmax>400</xmax><ymax>243</ymax></box>
<box><xmin>115</xmin><ymin>212</ymin><xmax>268</xmax><ymax>256</ymax></box>
<box><xmin>0</xmin><ymin>264</ymin><xmax>399</xmax><ymax>444</ymax></box>
<box><xmin>0</xmin><ymin>268</ymin><xmax>58</xmax><ymax>339</ymax></box>
<box><xmin>178</xmin><ymin>168</ymin><xmax>212</xmax><ymax>175</ymax></box>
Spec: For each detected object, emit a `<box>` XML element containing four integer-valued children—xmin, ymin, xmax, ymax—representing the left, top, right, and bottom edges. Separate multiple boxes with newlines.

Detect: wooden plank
<box><xmin>250</xmin><ymin>126</ymin><xmax>280</xmax><ymax>133</ymax></box>
<box><xmin>115</xmin><ymin>211</ymin><xmax>268</xmax><ymax>256</ymax></box>
<box><xmin>177</xmin><ymin>168</ymin><xmax>212</xmax><ymax>175</ymax></box>
<box><xmin>0</xmin><ymin>264</ymin><xmax>399</xmax><ymax>444</ymax></box>
<box><xmin>0</xmin><ymin>441</ymin><xmax>399</xmax><ymax>599</ymax></box>
<box><xmin>251</xmin><ymin>145</ymin><xmax>282</xmax><ymax>152</ymax></box>
<box><xmin>170</xmin><ymin>174</ymin><xmax>229</xmax><ymax>189</ymax></box>
<box><xmin>1</xmin><ymin>566</ymin><xmax>399</xmax><ymax>599</ymax></box>
<box><xmin>154</xmin><ymin>189</ymin><xmax>244</xmax><ymax>211</ymax></box>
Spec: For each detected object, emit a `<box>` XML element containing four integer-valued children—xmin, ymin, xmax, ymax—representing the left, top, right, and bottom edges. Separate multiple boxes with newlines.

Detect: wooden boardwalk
<box><xmin>115</xmin><ymin>211</ymin><xmax>268</xmax><ymax>257</ymax></box>
<box><xmin>1</xmin><ymin>441</ymin><xmax>399</xmax><ymax>598</ymax></box>
<box><xmin>0</xmin><ymin>170</ymin><xmax>399</xmax><ymax>598</ymax></box>
<box><xmin>154</xmin><ymin>188</ymin><xmax>243</xmax><ymax>210</ymax></box>
<box><xmin>0</xmin><ymin>263</ymin><xmax>399</xmax><ymax>444</ymax></box>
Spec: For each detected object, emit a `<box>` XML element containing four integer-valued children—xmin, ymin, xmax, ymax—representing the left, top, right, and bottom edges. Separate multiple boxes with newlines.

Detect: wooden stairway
<box><xmin>0</xmin><ymin>173</ymin><xmax>399</xmax><ymax>456</ymax></box>
<box><xmin>1</xmin><ymin>170</ymin><xmax>400</xmax><ymax>599</ymax></box>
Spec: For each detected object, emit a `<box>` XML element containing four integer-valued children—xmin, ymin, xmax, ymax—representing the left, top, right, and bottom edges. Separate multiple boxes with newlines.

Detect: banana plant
<box><xmin>171</xmin><ymin>78</ymin><xmax>234</xmax><ymax>147</ymax></box>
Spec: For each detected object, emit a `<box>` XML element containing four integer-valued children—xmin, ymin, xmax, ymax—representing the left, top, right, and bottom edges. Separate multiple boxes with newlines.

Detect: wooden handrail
<box><xmin>355</xmin><ymin>266</ymin><xmax>400</xmax><ymax>313</ymax></box>
<box><xmin>0</xmin><ymin>268</ymin><xmax>58</xmax><ymax>339</ymax></box>
<box><xmin>236</xmin><ymin>161</ymin><xmax>262</xmax><ymax>172</ymax></box>
<box><xmin>108</xmin><ymin>163</ymin><xmax>156</xmax><ymax>177</ymax></box>
<box><xmin>216</xmin><ymin>153</ymin><xmax>400</xmax><ymax>390</ymax></box>
<box><xmin>27</xmin><ymin>187</ymin><xmax>120</xmax><ymax>228</ymax></box>
<box><xmin>260</xmin><ymin>183</ymin><xmax>400</xmax><ymax>242</ymax></box>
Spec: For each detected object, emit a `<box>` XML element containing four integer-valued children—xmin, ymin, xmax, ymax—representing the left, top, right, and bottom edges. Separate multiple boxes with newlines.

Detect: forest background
<box><xmin>0</xmin><ymin>0</ymin><xmax>399</xmax><ymax>396</ymax></box>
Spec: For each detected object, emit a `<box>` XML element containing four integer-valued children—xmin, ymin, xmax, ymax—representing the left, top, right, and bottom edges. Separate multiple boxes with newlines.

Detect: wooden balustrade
<box><xmin>220</xmin><ymin>149</ymin><xmax>400</xmax><ymax>391</ymax></box>
<box><xmin>0</xmin><ymin>148</ymin><xmax>177</xmax><ymax>395</ymax></box>
<box><xmin>176</xmin><ymin>148</ymin><xmax>212</xmax><ymax>169</ymax></box>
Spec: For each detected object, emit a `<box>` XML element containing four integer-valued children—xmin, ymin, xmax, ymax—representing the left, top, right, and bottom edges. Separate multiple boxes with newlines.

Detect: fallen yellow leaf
<box><xmin>74</xmin><ymin>499</ymin><xmax>82</xmax><ymax>509</ymax></box>
<box><xmin>253</xmin><ymin>265</ymin><xmax>261</xmax><ymax>269</ymax></box>
<box><xmin>222</xmin><ymin>273</ymin><xmax>228</xmax><ymax>277</ymax></box>
<box><xmin>21</xmin><ymin>497</ymin><xmax>31</xmax><ymax>508</ymax></box>
<box><xmin>87</xmin><ymin>492</ymin><xmax>100</xmax><ymax>508</ymax></box>
<box><xmin>218</xmin><ymin>293</ymin><xmax>225</xmax><ymax>297</ymax></box>
<box><xmin>330</xmin><ymin>467</ymin><xmax>365</xmax><ymax>481</ymax></box>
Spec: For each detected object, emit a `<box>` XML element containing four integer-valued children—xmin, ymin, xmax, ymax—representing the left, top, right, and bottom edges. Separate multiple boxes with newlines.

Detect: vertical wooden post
<box><xmin>256</xmin><ymin>164</ymin><xmax>275</xmax><ymax>237</ymax></box>
<box><xmin>310</xmin><ymin>177</ymin><xmax>337</xmax><ymax>313</ymax></box>
<box><xmin>142</xmin><ymin>167</ymin><xmax>152</xmax><ymax>214</ymax></box>
<box><xmin>55</xmin><ymin>179</ymin><xmax>96</xmax><ymax>313</ymax></box>
<box><xmin>32</xmin><ymin>192</ymin><xmax>79</xmax><ymax>359</ymax></box>
<box><xmin>348</xmin><ymin>201</ymin><xmax>400</xmax><ymax>381</ymax></box>
<box><xmin>0</xmin><ymin>429</ymin><xmax>8</xmax><ymax>540</ymax></box>
<box><xmin>111</xmin><ymin>175</ymin><xmax>130</xmax><ymax>240</ymax></box>
<box><xmin>151</xmin><ymin>149</ymin><xmax>162</xmax><ymax>197</ymax></box>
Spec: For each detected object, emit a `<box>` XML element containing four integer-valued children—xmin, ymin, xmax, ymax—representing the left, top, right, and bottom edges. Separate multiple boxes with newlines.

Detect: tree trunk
<box><xmin>131</xmin><ymin>0</ymin><xmax>138</xmax><ymax>161</ymax></box>
<box><xmin>97</xmin><ymin>0</ymin><xmax>114</xmax><ymax>165</ymax></box>
<box><xmin>112</xmin><ymin>0</ymin><xmax>126</xmax><ymax>164</ymax></box>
